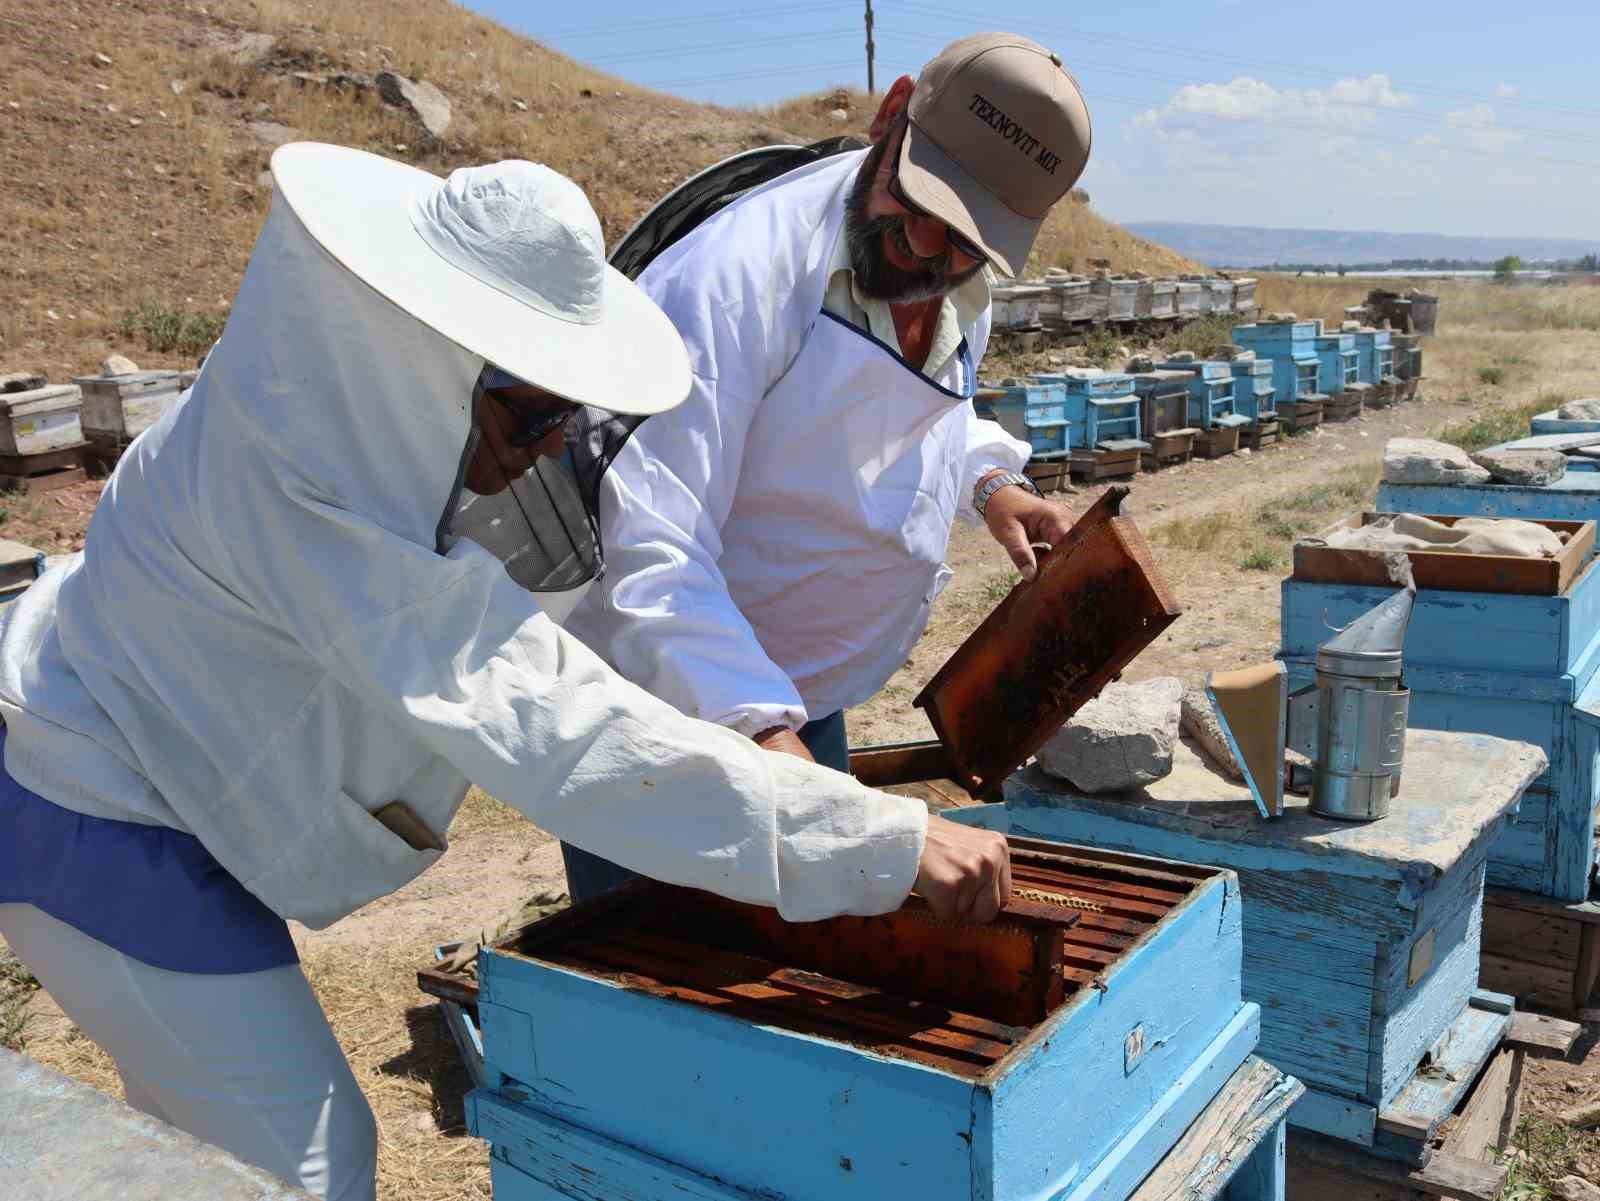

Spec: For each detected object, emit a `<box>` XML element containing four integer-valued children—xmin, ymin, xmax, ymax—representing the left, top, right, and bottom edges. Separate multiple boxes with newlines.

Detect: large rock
<box><xmin>1552</xmin><ymin>1177</ymin><xmax>1600</xmax><ymax>1201</ymax></box>
<box><xmin>1383</xmin><ymin>438</ymin><xmax>1492</xmax><ymax>485</ymax></box>
<box><xmin>1036</xmin><ymin>677</ymin><xmax>1183</xmax><ymax>794</ymax></box>
<box><xmin>1559</xmin><ymin>397</ymin><xmax>1600</xmax><ymax>421</ymax></box>
<box><xmin>1181</xmin><ymin>686</ymin><xmax>1243</xmax><ymax>781</ymax></box>
<box><xmin>100</xmin><ymin>354</ymin><xmax>139</xmax><ymax>376</ymax></box>
<box><xmin>1470</xmin><ymin>447</ymin><xmax>1567</xmax><ymax>487</ymax></box>
<box><xmin>376</xmin><ymin>71</ymin><xmax>451</xmax><ymax>139</ymax></box>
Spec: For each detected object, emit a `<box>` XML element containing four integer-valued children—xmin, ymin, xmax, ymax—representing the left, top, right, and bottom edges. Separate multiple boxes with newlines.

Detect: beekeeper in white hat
<box><xmin>0</xmin><ymin>143</ymin><xmax>1009</xmax><ymax>1201</ymax></box>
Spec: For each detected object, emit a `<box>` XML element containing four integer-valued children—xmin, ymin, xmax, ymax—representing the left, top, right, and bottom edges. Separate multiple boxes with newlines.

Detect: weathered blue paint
<box><xmin>469</xmin><ymin>851</ymin><xmax>1255</xmax><ymax>1201</ymax></box>
<box><xmin>1225</xmin><ymin>1117</ymin><xmax>1287</xmax><ymax>1201</ymax></box>
<box><xmin>1226</xmin><ymin>358</ymin><xmax>1277</xmax><ymax>422</ymax></box>
<box><xmin>1531</xmin><ymin>409</ymin><xmax>1600</xmax><ymax>436</ymax></box>
<box><xmin>1231</xmin><ymin>322</ymin><xmax>1327</xmax><ymax>407</ymax></box>
<box><xmin>1156</xmin><ymin>358</ymin><xmax>1246</xmax><ymax>430</ymax></box>
<box><xmin>1312</xmin><ymin>330</ymin><xmax>1361</xmax><ymax>396</ymax></box>
<box><xmin>1352</xmin><ymin>329</ymin><xmax>1393</xmax><ymax>385</ymax></box>
<box><xmin>1282</xmin><ymin>570</ymin><xmax>1600</xmax><ymax>900</ymax></box>
<box><xmin>1377</xmin><ymin>478</ymin><xmax>1600</xmax><ymax>524</ymax></box>
<box><xmin>964</xmin><ymin>731</ymin><xmax>1542</xmax><ymax>1149</ymax></box>
<box><xmin>1030</xmin><ymin>372</ymin><xmax>1144</xmax><ymax>448</ymax></box>
<box><xmin>974</xmin><ymin>380</ymin><xmax>1072</xmax><ymax>460</ymax></box>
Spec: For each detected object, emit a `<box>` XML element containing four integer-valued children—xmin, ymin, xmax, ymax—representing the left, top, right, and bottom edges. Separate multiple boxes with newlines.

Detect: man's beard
<box><xmin>845</xmin><ymin>132</ymin><xmax>985</xmax><ymax>305</ymax></box>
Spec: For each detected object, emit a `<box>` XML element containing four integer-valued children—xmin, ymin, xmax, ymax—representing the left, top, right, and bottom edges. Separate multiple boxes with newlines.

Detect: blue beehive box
<box><xmin>1281</xmin><ymin>554</ymin><xmax>1600</xmax><ymax>901</ymax></box>
<box><xmin>1232</xmin><ymin>320</ymin><xmax>1327</xmax><ymax>412</ymax></box>
<box><xmin>466</xmin><ymin>845</ymin><xmax>1269</xmax><ymax>1201</ymax></box>
<box><xmin>1156</xmin><ymin>356</ymin><xmax>1246</xmax><ymax>431</ymax></box>
<box><xmin>1032</xmin><ymin>371</ymin><xmax>1143</xmax><ymax>449</ymax></box>
<box><xmin>1353</xmin><ymin>328</ymin><xmax>1397</xmax><ymax>407</ymax></box>
<box><xmin>950</xmin><ymin>730</ymin><xmax>1543</xmax><ymax>1162</ymax></box>
<box><xmin>1226</xmin><ymin>355</ymin><xmax>1276</xmax><ymax>423</ymax></box>
<box><xmin>975</xmin><ymin>379</ymin><xmax>1071</xmax><ymax>460</ymax></box>
<box><xmin>1532</xmin><ymin>407</ymin><xmax>1600</xmax><ymax>436</ymax></box>
<box><xmin>1377</xmin><ymin>436</ymin><xmax>1600</xmax><ymax>525</ymax></box>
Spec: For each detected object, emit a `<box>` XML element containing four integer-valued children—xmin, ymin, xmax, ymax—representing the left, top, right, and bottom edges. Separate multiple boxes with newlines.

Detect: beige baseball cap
<box><xmin>900</xmin><ymin>33</ymin><xmax>1092</xmax><ymax>277</ymax></box>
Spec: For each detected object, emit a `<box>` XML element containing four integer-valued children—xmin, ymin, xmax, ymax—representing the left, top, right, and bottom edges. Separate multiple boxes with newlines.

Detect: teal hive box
<box><xmin>1280</xmin><ymin>559</ymin><xmax>1600</xmax><ymax>902</ymax></box>
<box><xmin>465</xmin><ymin>843</ymin><xmax>1271</xmax><ymax>1201</ymax></box>
<box><xmin>948</xmin><ymin>731</ymin><xmax>1543</xmax><ymax>1163</ymax></box>
<box><xmin>1232</xmin><ymin>321</ymin><xmax>1327</xmax><ymax>407</ymax></box>
<box><xmin>1311</xmin><ymin>328</ymin><xmax>1365</xmax><ymax>396</ymax></box>
<box><xmin>975</xmin><ymin>379</ymin><xmax>1071</xmax><ymax>460</ymax></box>
<box><xmin>1031</xmin><ymin>371</ymin><xmax>1143</xmax><ymax>449</ymax></box>
<box><xmin>1532</xmin><ymin>409</ymin><xmax>1600</xmax><ymax>436</ymax></box>
<box><xmin>1352</xmin><ymin>329</ymin><xmax>1397</xmax><ymax>406</ymax></box>
<box><xmin>1156</xmin><ymin>357</ymin><xmax>1247</xmax><ymax>430</ymax></box>
<box><xmin>1377</xmin><ymin>435</ymin><xmax>1600</xmax><ymax>524</ymax></box>
<box><xmin>1226</xmin><ymin>356</ymin><xmax>1276</xmax><ymax>422</ymax></box>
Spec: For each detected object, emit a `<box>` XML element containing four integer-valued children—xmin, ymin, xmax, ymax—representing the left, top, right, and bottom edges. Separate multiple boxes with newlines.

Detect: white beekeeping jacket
<box><xmin>0</xmin><ymin>189</ymin><xmax>926</xmax><ymax>928</ymax></box>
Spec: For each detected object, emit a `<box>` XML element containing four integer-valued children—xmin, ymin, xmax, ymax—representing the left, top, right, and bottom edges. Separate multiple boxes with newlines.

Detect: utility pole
<box><xmin>864</xmin><ymin>0</ymin><xmax>876</xmax><ymax>94</ymax></box>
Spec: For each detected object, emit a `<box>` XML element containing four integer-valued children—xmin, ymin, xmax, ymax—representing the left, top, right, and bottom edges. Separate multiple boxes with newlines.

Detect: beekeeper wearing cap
<box><xmin>563</xmin><ymin>34</ymin><xmax>1092</xmax><ymax>898</ymax></box>
<box><xmin>0</xmin><ymin>145</ymin><xmax>1009</xmax><ymax>1201</ymax></box>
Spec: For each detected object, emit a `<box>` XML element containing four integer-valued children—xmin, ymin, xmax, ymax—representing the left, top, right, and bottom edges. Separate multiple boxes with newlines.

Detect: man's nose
<box><xmin>902</xmin><ymin>212</ymin><xmax>951</xmax><ymax>260</ymax></box>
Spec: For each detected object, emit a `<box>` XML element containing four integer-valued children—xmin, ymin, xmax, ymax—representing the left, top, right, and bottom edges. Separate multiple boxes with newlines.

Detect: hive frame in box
<box><xmin>461</xmin><ymin>840</ymin><xmax>1266</xmax><ymax>1201</ymax></box>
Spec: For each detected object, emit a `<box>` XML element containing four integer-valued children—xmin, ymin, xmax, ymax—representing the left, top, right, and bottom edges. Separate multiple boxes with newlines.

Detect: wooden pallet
<box><xmin>1068</xmin><ymin>445</ymin><xmax>1142</xmax><ymax>481</ymax></box>
<box><xmin>1141</xmin><ymin>429</ymin><xmax>1196</xmax><ymax>471</ymax></box>
<box><xmin>0</xmin><ymin>444</ymin><xmax>87</xmax><ymax>494</ymax></box>
<box><xmin>1279</xmin><ymin>399</ymin><xmax>1325</xmax><ymax>434</ymax></box>
<box><xmin>1287</xmin><ymin>1007</ymin><xmax>1579</xmax><ymax>1200</ymax></box>
<box><xmin>1239</xmin><ymin>421</ymin><xmax>1279</xmax><ymax>451</ymax></box>
<box><xmin>1323</xmin><ymin>395</ymin><xmax>1364</xmax><ymax>422</ymax></box>
<box><xmin>1481</xmin><ymin>888</ymin><xmax>1600</xmax><ymax>1014</ymax></box>
<box><xmin>1194</xmin><ymin>425</ymin><xmax>1241</xmax><ymax>460</ymax></box>
<box><xmin>1024</xmin><ymin>458</ymin><xmax>1074</xmax><ymax>495</ymax></box>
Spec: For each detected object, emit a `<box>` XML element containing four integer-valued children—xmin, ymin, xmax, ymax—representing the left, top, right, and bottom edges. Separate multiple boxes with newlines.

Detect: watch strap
<box><xmin>974</xmin><ymin>470</ymin><xmax>1041</xmax><ymax>518</ymax></box>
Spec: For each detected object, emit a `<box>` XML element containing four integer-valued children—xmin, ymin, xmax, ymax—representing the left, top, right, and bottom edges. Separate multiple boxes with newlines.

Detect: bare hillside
<box><xmin>2</xmin><ymin>0</ymin><xmax>1195</xmax><ymax>381</ymax></box>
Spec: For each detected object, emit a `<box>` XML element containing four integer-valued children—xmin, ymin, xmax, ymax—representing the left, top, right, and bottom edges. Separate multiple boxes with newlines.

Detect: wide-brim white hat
<box><xmin>270</xmin><ymin>142</ymin><xmax>689</xmax><ymax>416</ymax></box>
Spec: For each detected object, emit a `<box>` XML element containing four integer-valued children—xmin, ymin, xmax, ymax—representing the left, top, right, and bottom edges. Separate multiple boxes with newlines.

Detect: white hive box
<box><xmin>0</xmin><ymin>385</ymin><xmax>83</xmax><ymax>456</ymax></box>
<box><xmin>74</xmin><ymin>370</ymin><xmax>182</xmax><ymax>444</ymax></box>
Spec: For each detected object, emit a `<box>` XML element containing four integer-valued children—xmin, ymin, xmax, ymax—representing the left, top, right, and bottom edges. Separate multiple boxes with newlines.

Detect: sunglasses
<box><xmin>490</xmin><ymin>389</ymin><xmax>580</xmax><ymax>447</ymax></box>
<box><xmin>885</xmin><ymin>142</ymin><xmax>989</xmax><ymax>266</ymax></box>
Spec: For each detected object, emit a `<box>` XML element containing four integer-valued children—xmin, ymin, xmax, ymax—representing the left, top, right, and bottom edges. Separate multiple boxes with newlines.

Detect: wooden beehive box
<box><xmin>466</xmin><ymin>840</ymin><xmax>1258</xmax><ymax>1201</ymax></box>
<box><xmin>1293</xmin><ymin>512</ymin><xmax>1595</xmax><ymax>597</ymax></box>
<box><xmin>1281</xmin><ymin>556</ymin><xmax>1600</xmax><ymax>902</ymax></box>
<box><xmin>73</xmin><ymin>370</ymin><xmax>182</xmax><ymax>444</ymax></box>
<box><xmin>958</xmin><ymin>730</ymin><xmax>1544</xmax><ymax>1161</ymax></box>
<box><xmin>0</xmin><ymin>385</ymin><xmax>83</xmax><ymax>456</ymax></box>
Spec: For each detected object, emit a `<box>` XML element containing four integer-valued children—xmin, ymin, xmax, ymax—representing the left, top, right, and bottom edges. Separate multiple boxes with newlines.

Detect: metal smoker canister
<box><xmin>1287</xmin><ymin>585</ymin><xmax>1414</xmax><ymax>820</ymax></box>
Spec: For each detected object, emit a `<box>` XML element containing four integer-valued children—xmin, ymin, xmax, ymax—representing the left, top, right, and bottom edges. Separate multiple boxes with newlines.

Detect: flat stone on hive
<box><xmin>1036</xmin><ymin>677</ymin><xmax>1183</xmax><ymax>794</ymax></box>
<box><xmin>1470</xmin><ymin>447</ymin><xmax>1567</xmax><ymax>487</ymax></box>
<box><xmin>1383</xmin><ymin>437</ymin><xmax>1492</xmax><ymax>485</ymax></box>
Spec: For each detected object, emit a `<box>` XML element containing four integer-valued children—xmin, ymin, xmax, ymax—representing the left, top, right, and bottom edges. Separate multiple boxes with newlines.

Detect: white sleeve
<box><xmin>237</xmin><ymin>500</ymin><xmax>927</xmax><ymax>922</ymax></box>
<box><xmin>564</xmin><ymin>269</ymin><xmax>810</xmax><ymax>738</ymax></box>
<box><xmin>957</xmin><ymin>403</ymin><xmax>1032</xmax><ymax>527</ymax></box>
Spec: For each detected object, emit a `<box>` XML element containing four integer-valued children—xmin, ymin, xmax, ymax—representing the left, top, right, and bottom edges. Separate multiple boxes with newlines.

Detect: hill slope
<box><xmin>1129</xmin><ymin>221</ymin><xmax>1598</xmax><ymax>268</ymax></box>
<box><xmin>1</xmin><ymin>0</ymin><xmax>1194</xmax><ymax>380</ymax></box>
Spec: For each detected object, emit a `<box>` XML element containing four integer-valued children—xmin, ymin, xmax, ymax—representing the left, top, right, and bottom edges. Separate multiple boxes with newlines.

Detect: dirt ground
<box><xmin>6</xmin><ymin>280</ymin><xmax>1600</xmax><ymax>1200</ymax></box>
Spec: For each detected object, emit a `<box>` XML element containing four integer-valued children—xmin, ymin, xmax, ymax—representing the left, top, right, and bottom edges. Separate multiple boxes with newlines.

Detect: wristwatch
<box><xmin>973</xmin><ymin>470</ymin><xmax>1041</xmax><ymax>518</ymax></box>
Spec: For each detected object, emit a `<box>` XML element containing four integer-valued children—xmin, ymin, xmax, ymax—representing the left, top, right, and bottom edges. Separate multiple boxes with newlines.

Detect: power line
<box><xmin>640</xmin><ymin>60</ymin><xmax>864</xmax><ymax>90</ymax></box>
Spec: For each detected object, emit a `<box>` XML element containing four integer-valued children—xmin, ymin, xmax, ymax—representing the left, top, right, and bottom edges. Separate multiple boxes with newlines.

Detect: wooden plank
<box><xmin>846</xmin><ymin>739</ymin><xmax>954</xmax><ymax>788</ymax></box>
<box><xmin>1443</xmin><ymin>1048</ymin><xmax>1520</xmax><ymax>1163</ymax></box>
<box><xmin>1372</xmin><ymin>999</ymin><xmax>1509</xmax><ymax>1163</ymax></box>
<box><xmin>1129</xmin><ymin>1057</ymin><xmax>1301</xmax><ymax>1201</ymax></box>
<box><xmin>0</xmin><ymin>465</ymin><xmax>87</xmax><ymax>494</ymax></box>
<box><xmin>1479</xmin><ymin>951</ymin><xmax>1578</xmax><ymax>1012</ymax></box>
<box><xmin>1485</xmin><ymin>888</ymin><xmax>1600</xmax><ymax>925</ymax></box>
<box><xmin>1289</xmin><ymin>1133</ymin><xmax>1506</xmax><ymax>1201</ymax></box>
<box><xmin>1293</xmin><ymin>512</ymin><xmax>1593</xmax><ymax>597</ymax></box>
<box><xmin>1505</xmin><ymin>1011</ymin><xmax>1581</xmax><ymax>1056</ymax></box>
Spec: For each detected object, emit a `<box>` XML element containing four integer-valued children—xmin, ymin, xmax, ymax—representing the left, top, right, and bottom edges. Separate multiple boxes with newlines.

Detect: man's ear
<box><xmin>869</xmin><ymin>75</ymin><xmax>916</xmax><ymax>142</ymax></box>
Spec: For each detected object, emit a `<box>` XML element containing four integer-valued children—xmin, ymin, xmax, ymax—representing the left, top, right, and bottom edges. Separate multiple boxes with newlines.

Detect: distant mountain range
<box><xmin>1125</xmin><ymin>222</ymin><xmax>1598</xmax><ymax>269</ymax></box>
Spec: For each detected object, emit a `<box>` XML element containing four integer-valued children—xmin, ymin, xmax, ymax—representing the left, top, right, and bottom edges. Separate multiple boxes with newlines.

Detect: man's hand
<box><xmin>914</xmin><ymin>815</ymin><xmax>1012</xmax><ymax>923</ymax></box>
<box><xmin>981</xmin><ymin>476</ymin><xmax>1075</xmax><ymax>582</ymax></box>
<box><xmin>754</xmin><ymin>726</ymin><xmax>815</xmax><ymax>762</ymax></box>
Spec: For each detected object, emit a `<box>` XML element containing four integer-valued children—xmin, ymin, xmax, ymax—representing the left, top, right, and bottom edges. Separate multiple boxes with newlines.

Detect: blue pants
<box><xmin>560</xmin><ymin>710</ymin><xmax>849</xmax><ymax>903</ymax></box>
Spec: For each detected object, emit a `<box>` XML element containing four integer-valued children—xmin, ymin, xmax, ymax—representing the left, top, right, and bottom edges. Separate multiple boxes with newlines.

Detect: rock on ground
<box><xmin>1383</xmin><ymin>437</ymin><xmax>1492</xmax><ymax>485</ymax></box>
<box><xmin>100</xmin><ymin>354</ymin><xmax>138</xmax><ymax>376</ymax></box>
<box><xmin>1553</xmin><ymin>1176</ymin><xmax>1600</xmax><ymax>1201</ymax></box>
<box><xmin>1181</xmin><ymin>686</ymin><xmax>1243</xmax><ymax>781</ymax></box>
<box><xmin>1559</xmin><ymin>398</ymin><xmax>1600</xmax><ymax>421</ymax></box>
<box><xmin>376</xmin><ymin>71</ymin><xmax>452</xmax><ymax>139</ymax></box>
<box><xmin>1471</xmin><ymin>447</ymin><xmax>1567</xmax><ymax>487</ymax></box>
<box><xmin>1036</xmin><ymin>677</ymin><xmax>1183</xmax><ymax>794</ymax></box>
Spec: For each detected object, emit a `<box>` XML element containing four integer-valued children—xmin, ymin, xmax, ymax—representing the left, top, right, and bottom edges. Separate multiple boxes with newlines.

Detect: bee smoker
<box><xmin>1207</xmin><ymin>584</ymin><xmax>1414</xmax><ymax>821</ymax></box>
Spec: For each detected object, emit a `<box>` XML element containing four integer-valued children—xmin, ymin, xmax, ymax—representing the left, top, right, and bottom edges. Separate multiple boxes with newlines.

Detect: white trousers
<box><xmin>0</xmin><ymin>903</ymin><xmax>376</xmax><ymax>1201</ymax></box>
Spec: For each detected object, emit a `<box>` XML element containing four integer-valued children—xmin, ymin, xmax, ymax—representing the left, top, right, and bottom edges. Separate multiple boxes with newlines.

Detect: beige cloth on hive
<box><xmin>1318</xmin><ymin>513</ymin><xmax>1566</xmax><ymax>558</ymax></box>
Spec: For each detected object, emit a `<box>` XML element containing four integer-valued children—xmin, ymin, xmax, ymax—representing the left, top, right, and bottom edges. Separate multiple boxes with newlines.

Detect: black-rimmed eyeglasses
<box><xmin>885</xmin><ymin>142</ymin><xmax>989</xmax><ymax>266</ymax></box>
<box><xmin>490</xmin><ymin>390</ymin><xmax>580</xmax><ymax>447</ymax></box>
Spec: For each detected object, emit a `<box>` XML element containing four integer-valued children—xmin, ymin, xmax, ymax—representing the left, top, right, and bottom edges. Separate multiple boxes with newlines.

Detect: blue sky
<box><xmin>465</xmin><ymin>1</ymin><xmax>1599</xmax><ymax>241</ymax></box>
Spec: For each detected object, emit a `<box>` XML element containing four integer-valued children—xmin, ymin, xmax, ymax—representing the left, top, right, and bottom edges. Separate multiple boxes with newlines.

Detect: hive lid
<box><xmin>0</xmin><ymin>384</ymin><xmax>81</xmax><ymax>414</ymax></box>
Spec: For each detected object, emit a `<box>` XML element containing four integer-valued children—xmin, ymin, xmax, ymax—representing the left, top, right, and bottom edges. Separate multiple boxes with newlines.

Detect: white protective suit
<box><xmin>0</xmin><ymin>187</ymin><xmax>928</xmax><ymax>927</ymax></box>
<box><xmin>565</xmin><ymin>149</ymin><xmax>1030</xmax><ymax>736</ymax></box>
